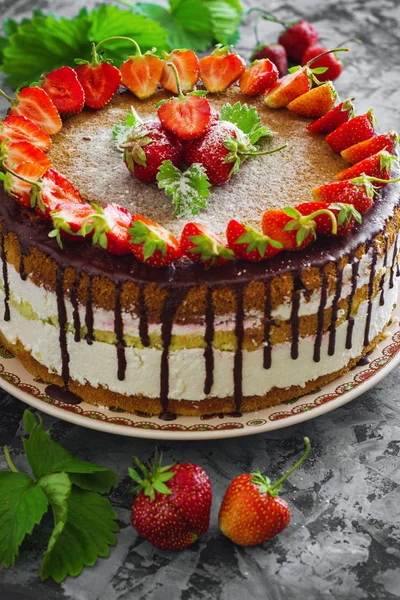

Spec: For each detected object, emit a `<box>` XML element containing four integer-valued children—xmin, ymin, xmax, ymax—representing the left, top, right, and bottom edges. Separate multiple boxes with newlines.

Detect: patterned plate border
<box><xmin>0</xmin><ymin>317</ymin><xmax>399</xmax><ymax>440</ymax></box>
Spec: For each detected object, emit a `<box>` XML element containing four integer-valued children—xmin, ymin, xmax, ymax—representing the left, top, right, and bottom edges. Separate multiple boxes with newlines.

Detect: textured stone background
<box><xmin>0</xmin><ymin>1</ymin><xmax>400</xmax><ymax>599</ymax></box>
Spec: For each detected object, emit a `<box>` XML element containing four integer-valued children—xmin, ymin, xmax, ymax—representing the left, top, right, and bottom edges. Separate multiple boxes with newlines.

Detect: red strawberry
<box><xmin>1</xmin><ymin>140</ymin><xmax>52</xmax><ymax>171</ymax></box>
<box><xmin>239</xmin><ymin>59</ymin><xmax>279</xmax><ymax>96</ymax></box>
<box><xmin>306</xmin><ymin>98</ymin><xmax>354</xmax><ymax>133</ymax></box>
<box><xmin>341</xmin><ymin>131</ymin><xmax>398</xmax><ymax>164</ymax></box>
<box><xmin>335</xmin><ymin>151</ymin><xmax>398</xmax><ymax>185</ymax></box>
<box><xmin>158</xmin><ymin>63</ymin><xmax>211</xmax><ymax>140</ymax></box>
<box><xmin>0</xmin><ymin>115</ymin><xmax>51</xmax><ymax>151</ymax></box>
<box><xmin>301</xmin><ymin>45</ymin><xmax>342</xmax><ymax>81</ymax></box>
<box><xmin>129</xmin><ymin>215</ymin><xmax>182</xmax><ymax>268</ymax></box>
<box><xmin>180</xmin><ymin>222</ymin><xmax>234</xmax><ymax>267</ymax></box>
<box><xmin>261</xmin><ymin>208</ymin><xmax>314</xmax><ymax>250</ymax></box>
<box><xmin>120</xmin><ymin>43</ymin><xmax>164</xmax><ymax>99</ymax></box>
<box><xmin>325</xmin><ymin>110</ymin><xmax>375</xmax><ymax>153</ymax></box>
<box><xmin>287</xmin><ymin>82</ymin><xmax>337</xmax><ymax>118</ymax></box>
<box><xmin>294</xmin><ymin>201</ymin><xmax>360</xmax><ymax>236</ymax></box>
<box><xmin>250</xmin><ymin>44</ymin><xmax>288</xmax><ymax>77</ymax></box>
<box><xmin>264</xmin><ymin>68</ymin><xmax>310</xmax><ymax>109</ymax></box>
<box><xmin>49</xmin><ymin>202</ymin><xmax>98</xmax><ymax>247</ymax></box>
<box><xmin>35</xmin><ymin>168</ymin><xmax>85</xmax><ymax>219</ymax></box>
<box><xmin>3</xmin><ymin>162</ymin><xmax>46</xmax><ymax>207</ymax></box>
<box><xmin>312</xmin><ymin>175</ymin><xmax>378</xmax><ymax>215</ymax></box>
<box><xmin>84</xmin><ymin>203</ymin><xmax>133</xmax><ymax>255</ymax></box>
<box><xmin>199</xmin><ymin>45</ymin><xmax>246</xmax><ymax>93</ymax></box>
<box><xmin>130</xmin><ymin>452</ymin><xmax>212</xmax><ymax>551</ymax></box>
<box><xmin>226</xmin><ymin>220</ymin><xmax>282</xmax><ymax>261</ymax></box>
<box><xmin>160</xmin><ymin>49</ymin><xmax>200</xmax><ymax>94</ymax></box>
<box><xmin>40</xmin><ymin>66</ymin><xmax>85</xmax><ymax>115</ymax></box>
<box><xmin>2</xmin><ymin>86</ymin><xmax>62</xmax><ymax>135</ymax></box>
<box><xmin>278</xmin><ymin>20</ymin><xmax>319</xmax><ymax>61</ymax></box>
<box><xmin>74</xmin><ymin>42</ymin><xmax>122</xmax><ymax>109</ymax></box>
<box><xmin>219</xmin><ymin>437</ymin><xmax>311</xmax><ymax>546</ymax></box>
<box><xmin>122</xmin><ymin>120</ymin><xmax>183</xmax><ymax>183</ymax></box>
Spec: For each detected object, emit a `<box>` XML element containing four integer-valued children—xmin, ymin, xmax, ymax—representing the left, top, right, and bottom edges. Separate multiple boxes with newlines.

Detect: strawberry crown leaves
<box><xmin>156</xmin><ymin>160</ymin><xmax>211</xmax><ymax>218</ymax></box>
<box><xmin>288</xmin><ymin>64</ymin><xmax>329</xmax><ymax>87</ymax></box>
<box><xmin>329</xmin><ymin>202</ymin><xmax>362</xmax><ymax>226</ymax></box>
<box><xmin>128</xmin><ymin>449</ymin><xmax>175</xmax><ymax>502</ymax></box>
<box><xmin>121</xmin><ymin>128</ymin><xmax>153</xmax><ymax>168</ymax></box>
<box><xmin>129</xmin><ymin>219</ymin><xmax>167</xmax><ymax>260</ymax></box>
<box><xmin>341</xmin><ymin>97</ymin><xmax>355</xmax><ymax>118</ymax></box>
<box><xmin>189</xmin><ymin>232</ymin><xmax>235</xmax><ymax>265</ymax></box>
<box><xmin>235</xmin><ymin>225</ymin><xmax>283</xmax><ymax>257</ymax></box>
<box><xmin>79</xmin><ymin>203</ymin><xmax>110</xmax><ymax>249</ymax></box>
<box><xmin>350</xmin><ymin>174</ymin><xmax>378</xmax><ymax>197</ymax></box>
<box><xmin>379</xmin><ymin>151</ymin><xmax>398</xmax><ymax>173</ymax></box>
<box><xmin>219</xmin><ymin>102</ymin><xmax>273</xmax><ymax>145</ymax></box>
<box><xmin>112</xmin><ymin>107</ymin><xmax>143</xmax><ymax>149</ymax></box>
<box><xmin>283</xmin><ymin>205</ymin><xmax>338</xmax><ymax>245</ymax></box>
<box><xmin>0</xmin><ymin>161</ymin><xmax>45</xmax><ymax>209</ymax></box>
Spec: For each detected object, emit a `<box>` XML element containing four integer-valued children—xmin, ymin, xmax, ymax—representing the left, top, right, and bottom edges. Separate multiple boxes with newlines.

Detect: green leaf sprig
<box><xmin>219</xmin><ymin>102</ymin><xmax>273</xmax><ymax>145</ymax></box>
<box><xmin>157</xmin><ymin>160</ymin><xmax>211</xmax><ymax>217</ymax></box>
<box><xmin>0</xmin><ymin>410</ymin><xmax>119</xmax><ymax>583</ymax></box>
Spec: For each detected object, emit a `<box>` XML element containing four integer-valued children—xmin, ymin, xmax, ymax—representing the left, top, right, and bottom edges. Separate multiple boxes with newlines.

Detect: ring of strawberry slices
<box><xmin>0</xmin><ymin>39</ymin><xmax>399</xmax><ymax>268</ymax></box>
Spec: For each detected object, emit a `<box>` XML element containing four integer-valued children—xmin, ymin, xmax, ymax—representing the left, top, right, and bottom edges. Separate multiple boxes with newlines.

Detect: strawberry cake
<box><xmin>0</xmin><ymin>42</ymin><xmax>399</xmax><ymax>419</ymax></box>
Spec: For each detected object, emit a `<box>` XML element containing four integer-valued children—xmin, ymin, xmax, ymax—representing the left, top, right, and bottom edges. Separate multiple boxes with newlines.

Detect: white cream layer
<box><xmin>0</xmin><ymin>273</ymin><xmax>397</xmax><ymax>401</ymax></box>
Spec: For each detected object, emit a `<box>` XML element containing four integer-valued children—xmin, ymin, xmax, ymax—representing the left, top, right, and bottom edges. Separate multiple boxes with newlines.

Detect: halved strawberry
<box><xmin>83</xmin><ymin>202</ymin><xmax>133</xmax><ymax>255</ymax></box>
<box><xmin>301</xmin><ymin>45</ymin><xmax>343</xmax><ymax>82</ymax></box>
<box><xmin>1</xmin><ymin>140</ymin><xmax>52</xmax><ymax>171</ymax></box>
<box><xmin>74</xmin><ymin>42</ymin><xmax>122</xmax><ymax>109</ymax></box>
<box><xmin>294</xmin><ymin>201</ymin><xmax>361</xmax><ymax>236</ymax></box>
<box><xmin>200</xmin><ymin>45</ymin><xmax>246</xmax><ymax>93</ymax></box>
<box><xmin>160</xmin><ymin>50</ymin><xmax>200</xmax><ymax>94</ymax></box>
<box><xmin>251</xmin><ymin>44</ymin><xmax>287</xmax><ymax>77</ymax></box>
<box><xmin>341</xmin><ymin>131</ymin><xmax>398</xmax><ymax>164</ymax></box>
<box><xmin>306</xmin><ymin>98</ymin><xmax>354</xmax><ymax>133</ymax></box>
<box><xmin>335</xmin><ymin>151</ymin><xmax>398</xmax><ymax>185</ymax></box>
<box><xmin>181</xmin><ymin>222</ymin><xmax>234</xmax><ymax>267</ymax></box>
<box><xmin>158</xmin><ymin>63</ymin><xmax>210</xmax><ymax>140</ymax></box>
<box><xmin>129</xmin><ymin>215</ymin><xmax>182</xmax><ymax>267</ymax></box>
<box><xmin>3</xmin><ymin>162</ymin><xmax>46</xmax><ymax>207</ymax></box>
<box><xmin>0</xmin><ymin>115</ymin><xmax>51</xmax><ymax>151</ymax></box>
<box><xmin>49</xmin><ymin>202</ymin><xmax>98</xmax><ymax>247</ymax></box>
<box><xmin>239</xmin><ymin>59</ymin><xmax>279</xmax><ymax>96</ymax></box>
<box><xmin>312</xmin><ymin>176</ymin><xmax>377</xmax><ymax>215</ymax></box>
<box><xmin>287</xmin><ymin>82</ymin><xmax>337</xmax><ymax>118</ymax></box>
<box><xmin>2</xmin><ymin>87</ymin><xmax>62</xmax><ymax>135</ymax></box>
<box><xmin>35</xmin><ymin>168</ymin><xmax>85</xmax><ymax>219</ymax></box>
<box><xmin>264</xmin><ymin>68</ymin><xmax>310</xmax><ymax>108</ymax></box>
<box><xmin>261</xmin><ymin>209</ymin><xmax>314</xmax><ymax>250</ymax></box>
<box><xmin>325</xmin><ymin>110</ymin><xmax>375</xmax><ymax>153</ymax></box>
<box><xmin>40</xmin><ymin>66</ymin><xmax>85</xmax><ymax>115</ymax></box>
<box><xmin>226</xmin><ymin>220</ymin><xmax>282</xmax><ymax>261</ymax></box>
<box><xmin>121</xmin><ymin>43</ymin><xmax>164</xmax><ymax>99</ymax></box>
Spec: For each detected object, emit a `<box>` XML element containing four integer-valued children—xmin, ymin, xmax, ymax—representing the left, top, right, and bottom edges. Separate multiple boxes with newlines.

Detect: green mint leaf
<box><xmin>39</xmin><ymin>486</ymin><xmax>119</xmax><ymax>583</ymax></box>
<box><xmin>0</xmin><ymin>471</ymin><xmax>48</xmax><ymax>568</ymax></box>
<box><xmin>157</xmin><ymin>160</ymin><xmax>211</xmax><ymax>218</ymax></box>
<box><xmin>219</xmin><ymin>102</ymin><xmax>273</xmax><ymax>146</ymax></box>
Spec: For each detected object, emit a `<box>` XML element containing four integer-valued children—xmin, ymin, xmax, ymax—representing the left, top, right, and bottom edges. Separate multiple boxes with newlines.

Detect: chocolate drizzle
<box><xmin>379</xmin><ymin>234</ymin><xmax>389</xmax><ymax>306</ymax></box>
<box><xmin>70</xmin><ymin>273</ymin><xmax>81</xmax><ymax>342</ymax></box>
<box><xmin>364</xmin><ymin>243</ymin><xmax>378</xmax><ymax>346</ymax></box>
<box><xmin>55</xmin><ymin>267</ymin><xmax>70</xmax><ymax>386</ymax></box>
<box><xmin>263</xmin><ymin>280</ymin><xmax>272</xmax><ymax>369</ymax></box>
<box><xmin>19</xmin><ymin>251</ymin><xmax>26</xmax><ymax>281</ymax></box>
<box><xmin>45</xmin><ymin>384</ymin><xmax>82</xmax><ymax>405</ymax></box>
<box><xmin>389</xmin><ymin>236</ymin><xmax>398</xmax><ymax>289</ymax></box>
<box><xmin>346</xmin><ymin>258</ymin><xmax>359</xmax><ymax>350</ymax></box>
<box><xmin>114</xmin><ymin>282</ymin><xmax>126</xmax><ymax>381</ymax></box>
<box><xmin>204</xmin><ymin>286</ymin><xmax>215</xmax><ymax>395</ymax></box>
<box><xmin>233</xmin><ymin>286</ymin><xmax>245</xmax><ymax>412</ymax></box>
<box><xmin>290</xmin><ymin>273</ymin><xmax>302</xmax><ymax>360</ymax></box>
<box><xmin>138</xmin><ymin>284</ymin><xmax>150</xmax><ymax>347</ymax></box>
<box><xmin>85</xmin><ymin>274</ymin><xmax>94</xmax><ymax>345</ymax></box>
<box><xmin>313</xmin><ymin>269</ymin><xmax>328</xmax><ymax>363</ymax></box>
<box><xmin>328</xmin><ymin>264</ymin><xmax>343</xmax><ymax>356</ymax></box>
<box><xmin>1</xmin><ymin>232</ymin><xmax>10</xmax><ymax>322</ymax></box>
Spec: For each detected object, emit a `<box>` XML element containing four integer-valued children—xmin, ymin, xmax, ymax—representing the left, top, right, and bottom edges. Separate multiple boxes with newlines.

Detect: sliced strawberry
<box><xmin>5</xmin><ymin>87</ymin><xmax>62</xmax><ymax>135</ymax></box>
<box><xmin>294</xmin><ymin>201</ymin><xmax>361</xmax><ymax>236</ymax></box>
<box><xmin>306</xmin><ymin>98</ymin><xmax>354</xmax><ymax>133</ymax></box>
<box><xmin>36</xmin><ymin>168</ymin><xmax>85</xmax><ymax>219</ymax></box>
<box><xmin>180</xmin><ymin>222</ymin><xmax>234</xmax><ymax>267</ymax></box>
<box><xmin>40</xmin><ymin>66</ymin><xmax>85</xmax><ymax>115</ymax></box>
<box><xmin>129</xmin><ymin>215</ymin><xmax>182</xmax><ymax>268</ymax></box>
<box><xmin>278</xmin><ymin>20</ymin><xmax>319</xmax><ymax>62</ymax></box>
<box><xmin>325</xmin><ymin>110</ymin><xmax>375</xmax><ymax>153</ymax></box>
<box><xmin>261</xmin><ymin>209</ymin><xmax>313</xmax><ymax>250</ymax></box>
<box><xmin>301</xmin><ymin>45</ymin><xmax>342</xmax><ymax>82</ymax></box>
<box><xmin>86</xmin><ymin>203</ymin><xmax>133</xmax><ymax>255</ymax></box>
<box><xmin>312</xmin><ymin>176</ymin><xmax>377</xmax><ymax>214</ymax></box>
<box><xmin>341</xmin><ymin>131</ymin><xmax>398</xmax><ymax>164</ymax></box>
<box><xmin>3</xmin><ymin>162</ymin><xmax>46</xmax><ymax>207</ymax></box>
<box><xmin>121</xmin><ymin>45</ymin><xmax>164</xmax><ymax>99</ymax></box>
<box><xmin>160</xmin><ymin>50</ymin><xmax>200</xmax><ymax>94</ymax></box>
<box><xmin>335</xmin><ymin>151</ymin><xmax>398</xmax><ymax>185</ymax></box>
<box><xmin>264</xmin><ymin>69</ymin><xmax>310</xmax><ymax>109</ymax></box>
<box><xmin>0</xmin><ymin>115</ymin><xmax>51</xmax><ymax>151</ymax></box>
<box><xmin>49</xmin><ymin>202</ymin><xmax>98</xmax><ymax>247</ymax></box>
<box><xmin>75</xmin><ymin>43</ymin><xmax>122</xmax><ymax>109</ymax></box>
<box><xmin>199</xmin><ymin>45</ymin><xmax>246</xmax><ymax>93</ymax></box>
<box><xmin>1</xmin><ymin>140</ymin><xmax>51</xmax><ymax>171</ymax></box>
<box><xmin>226</xmin><ymin>220</ymin><xmax>282</xmax><ymax>261</ymax></box>
<box><xmin>287</xmin><ymin>82</ymin><xmax>337</xmax><ymax>118</ymax></box>
<box><xmin>251</xmin><ymin>44</ymin><xmax>287</xmax><ymax>77</ymax></box>
<box><xmin>239</xmin><ymin>59</ymin><xmax>279</xmax><ymax>96</ymax></box>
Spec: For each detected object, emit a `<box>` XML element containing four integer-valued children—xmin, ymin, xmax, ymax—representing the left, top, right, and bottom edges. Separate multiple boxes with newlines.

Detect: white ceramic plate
<box><xmin>0</xmin><ymin>310</ymin><xmax>399</xmax><ymax>440</ymax></box>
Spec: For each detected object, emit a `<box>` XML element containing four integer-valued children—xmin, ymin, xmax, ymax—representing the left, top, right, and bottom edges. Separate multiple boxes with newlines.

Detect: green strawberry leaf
<box><xmin>219</xmin><ymin>102</ymin><xmax>273</xmax><ymax>145</ymax></box>
<box><xmin>157</xmin><ymin>160</ymin><xmax>211</xmax><ymax>217</ymax></box>
<box><xmin>69</xmin><ymin>471</ymin><xmax>119</xmax><ymax>494</ymax></box>
<box><xmin>0</xmin><ymin>471</ymin><xmax>48</xmax><ymax>567</ymax></box>
<box><xmin>39</xmin><ymin>486</ymin><xmax>119</xmax><ymax>583</ymax></box>
<box><xmin>203</xmin><ymin>0</ymin><xmax>243</xmax><ymax>45</ymax></box>
<box><xmin>112</xmin><ymin>108</ymin><xmax>142</xmax><ymax>149</ymax></box>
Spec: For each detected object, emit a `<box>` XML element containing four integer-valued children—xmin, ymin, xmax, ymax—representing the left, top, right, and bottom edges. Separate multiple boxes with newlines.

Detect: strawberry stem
<box><xmin>306</xmin><ymin>47</ymin><xmax>350</xmax><ymax>67</ymax></box>
<box><xmin>303</xmin><ymin>208</ymin><xmax>338</xmax><ymax>235</ymax></box>
<box><xmin>2</xmin><ymin>164</ymin><xmax>43</xmax><ymax>189</ymax></box>
<box><xmin>0</xmin><ymin>89</ymin><xmax>15</xmax><ymax>105</ymax></box>
<box><xmin>353</xmin><ymin>175</ymin><xmax>400</xmax><ymax>186</ymax></box>
<box><xmin>240</xmin><ymin>143</ymin><xmax>287</xmax><ymax>157</ymax></box>
<box><xmin>245</xmin><ymin>7</ymin><xmax>287</xmax><ymax>27</ymax></box>
<box><xmin>269</xmin><ymin>437</ymin><xmax>311</xmax><ymax>492</ymax></box>
<box><xmin>95</xmin><ymin>36</ymin><xmax>143</xmax><ymax>57</ymax></box>
<box><xmin>3</xmin><ymin>446</ymin><xmax>19</xmax><ymax>473</ymax></box>
<box><xmin>166</xmin><ymin>62</ymin><xmax>184</xmax><ymax>99</ymax></box>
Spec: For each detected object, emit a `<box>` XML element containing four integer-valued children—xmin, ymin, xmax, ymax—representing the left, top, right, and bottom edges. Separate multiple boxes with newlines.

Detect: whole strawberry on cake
<box><xmin>0</xmin><ymin>38</ymin><xmax>399</xmax><ymax>419</ymax></box>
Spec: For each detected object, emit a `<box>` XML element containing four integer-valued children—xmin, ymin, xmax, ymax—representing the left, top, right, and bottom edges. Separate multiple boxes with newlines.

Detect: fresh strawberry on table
<box><xmin>325</xmin><ymin>109</ymin><xmax>375</xmax><ymax>153</ymax></box>
<box><xmin>122</xmin><ymin>120</ymin><xmax>183</xmax><ymax>183</ymax></box>
<box><xmin>81</xmin><ymin>202</ymin><xmax>133</xmax><ymax>255</ymax></box>
<box><xmin>287</xmin><ymin>81</ymin><xmax>337</xmax><ymax>118</ymax></box>
<box><xmin>129</xmin><ymin>214</ymin><xmax>182</xmax><ymax>267</ymax></box>
<box><xmin>181</xmin><ymin>222</ymin><xmax>234</xmax><ymax>267</ymax></box>
<box><xmin>1</xmin><ymin>162</ymin><xmax>47</xmax><ymax>207</ymax></box>
<box><xmin>278</xmin><ymin>20</ymin><xmax>319</xmax><ymax>61</ymax></box>
<box><xmin>335</xmin><ymin>150</ymin><xmax>398</xmax><ymax>185</ymax></box>
<box><xmin>219</xmin><ymin>437</ymin><xmax>311</xmax><ymax>546</ymax></box>
<box><xmin>200</xmin><ymin>45</ymin><xmax>246</xmax><ymax>93</ymax></box>
<box><xmin>301</xmin><ymin>45</ymin><xmax>343</xmax><ymax>81</ymax></box>
<box><xmin>40</xmin><ymin>66</ymin><xmax>85</xmax><ymax>115</ymax></box>
<box><xmin>74</xmin><ymin>40</ymin><xmax>122</xmax><ymax>109</ymax></box>
<box><xmin>0</xmin><ymin>115</ymin><xmax>51</xmax><ymax>151</ymax></box>
<box><xmin>294</xmin><ymin>201</ymin><xmax>361</xmax><ymax>236</ymax></box>
<box><xmin>226</xmin><ymin>220</ymin><xmax>282</xmax><ymax>261</ymax></box>
<box><xmin>0</xmin><ymin>86</ymin><xmax>62</xmax><ymax>135</ymax></box>
<box><xmin>120</xmin><ymin>41</ymin><xmax>164</xmax><ymax>100</ymax></box>
<box><xmin>261</xmin><ymin>208</ymin><xmax>314</xmax><ymax>250</ymax></box>
<box><xmin>251</xmin><ymin>44</ymin><xmax>287</xmax><ymax>77</ymax></box>
<box><xmin>49</xmin><ymin>202</ymin><xmax>99</xmax><ymax>247</ymax></box>
<box><xmin>341</xmin><ymin>131</ymin><xmax>398</xmax><ymax>164</ymax></box>
<box><xmin>0</xmin><ymin>140</ymin><xmax>52</xmax><ymax>171</ymax></box>
<box><xmin>239</xmin><ymin>59</ymin><xmax>279</xmax><ymax>96</ymax></box>
<box><xmin>160</xmin><ymin>49</ymin><xmax>200</xmax><ymax>93</ymax></box>
<box><xmin>306</xmin><ymin>98</ymin><xmax>354</xmax><ymax>133</ymax></box>
<box><xmin>158</xmin><ymin>63</ymin><xmax>211</xmax><ymax>140</ymax></box>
